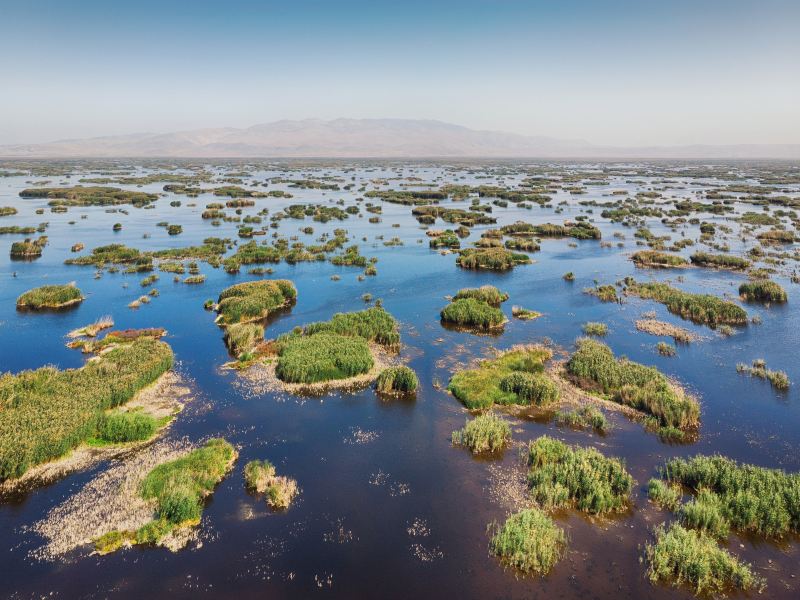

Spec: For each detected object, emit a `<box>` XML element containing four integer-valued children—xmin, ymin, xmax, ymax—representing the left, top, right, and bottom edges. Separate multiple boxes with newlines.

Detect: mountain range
<box><xmin>1</xmin><ymin>118</ymin><xmax>798</xmax><ymax>159</ymax></box>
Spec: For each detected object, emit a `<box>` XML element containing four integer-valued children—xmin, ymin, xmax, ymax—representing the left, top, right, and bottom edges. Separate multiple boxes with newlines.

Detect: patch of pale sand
<box><xmin>30</xmin><ymin>438</ymin><xmax>193</xmax><ymax>560</ymax></box>
<box><xmin>235</xmin><ymin>343</ymin><xmax>402</xmax><ymax>396</ymax></box>
<box><xmin>0</xmin><ymin>371</ymin><xmax>192</xmax><ymax>495</ymax></box>
<box><xmin>635</xmin><ymin>318</ymin><xmax>698</xmax><ymax>342</ymax></box>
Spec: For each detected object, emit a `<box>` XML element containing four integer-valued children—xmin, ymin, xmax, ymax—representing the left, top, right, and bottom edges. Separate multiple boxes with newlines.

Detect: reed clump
<box><xmin>451</xmin><ymin>413</ymin><xmax>511</xmax><ymax>454</ymax></box>
<box><xmin>244</xmin><ymin>459</ymin><xmax>298</xmax><ymax>509</ymax></box>
<box><xmin>624</xmin><ymin>280</ymin><xmax>747</xmax><ymax>326</ymax></box>
<box><xmin>488</xmin><ymin>508</ymin><xmax>566</xmax><ymax>575</ymax></box>
<box><xmin>375</xmin><ymin>366</ymin><xmax>418</xmax><ymax>394</ymax></box>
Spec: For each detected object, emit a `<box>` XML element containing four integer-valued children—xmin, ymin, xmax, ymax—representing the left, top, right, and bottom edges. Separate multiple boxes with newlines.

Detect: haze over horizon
<box><xmin>1</xmin><ymin>0</ymin><xmax>799</xmax><ymax>149</ymax></box>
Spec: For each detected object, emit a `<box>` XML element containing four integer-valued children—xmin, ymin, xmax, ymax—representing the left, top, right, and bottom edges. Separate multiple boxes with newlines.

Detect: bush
<box><xmin>441</xmin><ymin>298</ymin><xmax>505</xmax><ymax>330</ymax></box>
<box><xmin>566</xmin><ymin>338</ymin><xmax>699</xmax><ymax>430</ymax></box>
<box><xmin>95</xmin><ymin>411</ymin><xmax>159</xmax><ymax>443</ymax></box>
<box><xmin>448</xmin><ymin>346</ymin><xmax>556</xmax><ymax>409</ymax></box>
<box><xmin>488</xmin><ymin>508</ymin><xmax>566</xmax><ymax>575</ymax></box>
<box><xmin>527</xmin><ymin>436</ymin><xmax>633</xmax><ymax>514</ymax></box>
<box><xmin>16</xmin><ymin>284</ymin><xmax>82</xmax><ymax>309</ymax></box>
<box><xmin>739</xmin><ymin>280</ymin><xmax>787</xmax><ymax>302</ymax></box>
<box><xmin>645</xmin><ymin>523</ymin><xmax>764</xmax><ymax>595</ymax></box>
<box><xmin>376</xmin><ymin>366</ymin><xmax>418</xmax><ymax>394</ymax></box>
<box><xmin>451</xmin><ymin>413</ymin><xmax>511</xmax><ymax>454</ymax></box>
<box><xmin>453</xmin><ymin>285</ymin><xmax>509</xmax><ymax>306</ymax></box>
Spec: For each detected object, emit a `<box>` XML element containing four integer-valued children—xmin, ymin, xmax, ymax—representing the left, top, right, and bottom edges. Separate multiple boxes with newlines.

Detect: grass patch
<box><xmin>93</xmin><ymin>411</ymin><xmax>159</xmax><ymax>444</ymax></box>
<box><xmin>662</xmin><ymin>454</ymin><xmax>800</xmax><ymax>537</ymax></box>
<box><xmin>690</xmin><ymin>252</ymin><xmax>750</xmax><ymax>270</ymax></box>
<box><xmin>453</xmin><ymin>285</ymin><xmax>508</xmax><ymax>306</ymax></box>
<box><xmin>441</xmin><ymin>298</ymin><xmax>505</xmax><ymax>330</ymax></box>
<box><xmin>16</xmin><ymin>283</ymin><xmax>82</xmax><ymax>309</ymax></box>
<box><xmin>527</xmin><ymin>436</ymin><xmax>633</xmax><ymax>513</ymax></box>
<box><xmin>624</xmin><ymin>279</ymin><xmax>747</xmax><ymax>326</ymax></box>
<box><xmin>244</xmin><ymin>459</ymin><xmax>299</xmax><ymax>509</ymax></box>
<box><xmin>224</xmin><ymin>323</ymin><xmax>264</xmax><ymax>357</ymax></box>
<box><xmin>275</xmin><ymin>333</ymin><xmax>373</xmax><ymax>384</ymax></box>
<box><xmin>511</xmin><ymin>306</ymin><xmax>541</xmax><ymax>320</ymax></box>
<box><xmin>645</xmin><ymin>523</ymin><xmax>764</xmax><ymax>595</ymax></box>
<box><xmin>631</xmin><ymin>250</ymin><xmax>688</xmax><ymax>268</ymax></box>
<box><xmin>448</xmin><ymin>346</ymin><xmax>557</xmax><ymax>410</ymax></box>
<box><xmin>581</xmin><ymin>322</ymin><xmax>608</xmax><ymax>336</ymax></box>
<box><xmin>456</xmin><ymin>248</ymin><xmax>531</xmax><ymax>270</ymax></box>
<box><xmin>739</xmin><ymin>280</ymin><xmax>787</xmax><ymax>303</ymax></box>
<box><xmin>488</xmin><ymin>508</ymin><xmax>566</xmax><ymax>575</ymax></box>
<box><xmin>566</xmin><ymin>338</ymin><xmax>699</xmax><ymax>430</ymax></box>
<box><xmin>215</xmin><ymin>279</ymin><xmax>296</xmax><ymax>325</ymax></box>
<box><xmin>0</xmin><ymin>337</ymin><xmax>173</xmax><ymax>481</ymax></box>
<box><xmin>451</xmin><ymin>413</ymin><xmax>511</xmax><ymax>454</ymax></box>
<box><xmin>375</xmin><ymin>366</ymin><xmax>418</xmax><ymax>394</ymax></box>
<box><xmin>554</xmin><ymin>406</ymin><xmax>608</xmax><ymax>433</ymax></box>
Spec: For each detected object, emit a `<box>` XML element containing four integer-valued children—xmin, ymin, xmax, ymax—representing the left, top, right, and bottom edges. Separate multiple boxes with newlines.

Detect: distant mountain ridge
<box><xmin>1</xmin><ymin>118</ymin><xmax>798</xmax><ymax>159</ymax></box>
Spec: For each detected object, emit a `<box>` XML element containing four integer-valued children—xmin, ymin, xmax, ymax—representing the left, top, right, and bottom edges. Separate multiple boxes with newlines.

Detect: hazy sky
<box><xmin>1</xmin><ymin>0</ymin><xmax>798</xmax><ymax>146</ymax></box>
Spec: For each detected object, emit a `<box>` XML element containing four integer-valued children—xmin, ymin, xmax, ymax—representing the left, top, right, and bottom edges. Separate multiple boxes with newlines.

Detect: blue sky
<box><xmin>1</xmin><ymin>0</ymin><xmax>798</xmax><ymax>145</ymax></box>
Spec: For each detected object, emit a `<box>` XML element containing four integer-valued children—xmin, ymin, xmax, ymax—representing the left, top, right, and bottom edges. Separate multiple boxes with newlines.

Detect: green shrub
<box><xmin>375</xmin><ymin>366</ymin><xmax>418</xmax><ymax>393</ymax></box>
<box><xmin>441</xmin><ymin>298</ymin><xmax>505</xmax><ymax>329</ymax></box>
<box><xmin>566</xmin><ymin>338</ymin><xmax>699</xmax><ymax>430</ymax></box>
<box><xmin>739</xmin><ymin>280</ymin><xmax>787</xmax><ymax>302</ymax></box>
<box><xmin>488</xmin><ymin>508</ymin><xmax>566</xmax><ymax>575</ymax></box>
<box><xmin>527</xmin><ymin>436</ymin><xmax>633</xmax><ymax>514</ymax></box>
<box><xmin>451</xmin><ymin>413</ymin><xmax>511</xmax><ymax>453</ymax></box>
<box><xmin>645</xmin><ymin>523</ymin><xmax>764</xmax><ymax>595</ymax></box>
<box><xmin>448</xmin><ymin>347</ymin><xmax>556</xmax><ymax>409</ymax></box>
<box><xmin>16</xmin><ymin>284</ymin><xmax>82</xmax><ymax>309</ymax></box>
<box><xmin>453</xmin><ymin>285</ymin><xmax>509</xmax><ymax>306</ymax></box>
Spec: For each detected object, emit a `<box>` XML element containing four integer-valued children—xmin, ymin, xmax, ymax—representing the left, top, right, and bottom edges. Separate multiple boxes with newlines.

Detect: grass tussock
<box><xmin>0</xmin><ymin>336</ymin><xmax>173</xmax><ymax>481</ymax></box>
<box><xmin>739</xmin><ymin>280</ymin><xmax>787</xmax><ymax>303</ymax></box>
<box><xmin>488</xmin><ymin>508</ymin><xmax>566</xmax><ymax>575</ymax></box>
<box><xmin>448</xmin><ymin>346</ymin><xmax>558</xmax><ymax>410</ymax></box>
<box><xmin>441</xmin><ymin>298</ymin><xmax>505</xmax><ymax>330</ymax></box>
<box><xmin>215</xmin><ymin>279</ymin><xmax>296</xmax><ymax>325</ymax></box>
<box><xmin>453</xmin><ymin>285</ymin><xmax>508</xmax><ymax>306</ymax></box>
<box><xmin>625</xmin><ymin>280</ymin><xmax>747</xmax><ymax>326</ymax></box>
<box><xmin>451</xmin><ymin>413</ymin><xmax>511</xmax><ymax>454</ymax></box>
<box><xmin>16</xmin><ymin>284</ymin><xmax>82</xmax><ymax>309</ymax></box>
<box><xmin>566</xmin><ymin>338</ymin><xmax>699</xmax><ymax>430</ymax></box>
<box><xmin>244</xmin><ymin>459</ymin><xmax>298</xmax><ymax>509</ymax></box>
<box><xmin>527</xmin><ymin>436</ymin><xmax>634</xmax><ymax>514</ymax></box>
<box><xmin>375</xmin><ymin>366</ymin><xmax>418</xmax><ymax>394</ymax></box>
<box><xmin>645</xmin><ymin>523</ymin><xmax>764</xmax><ymax>595</ymax></box>
<box><xmin>662</xmin><ymin>454</ymin><xmax>800</xmax><ymax>538</ymax></box>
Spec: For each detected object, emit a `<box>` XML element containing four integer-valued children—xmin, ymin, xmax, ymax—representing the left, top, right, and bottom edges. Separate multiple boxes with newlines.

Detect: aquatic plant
<box><xmin>624</xmin><ymin>280</ymin><xmax>747</xmax><ymax>326</ymax></box>
<box><xmin>581</xmin><ymin>322</ymin><xmax>608</xmax><ymax>336</ymax></box>
<box><xmin>0</xmin><ymin>336</ymin><xmax>173</xmax><ymax>480</ymax></box>
<box><xmin>452</xmin><ymin>285</ymin><xmax>508</xmax><ymax>306</ymax></box>
<box><xmin>224</xmin><ymin>323</ymin><xmax>264</xmax><ymax>357</ymax></box>
<box><xmin>244</xmin><ymin>459</ymin><xmax>298</xmax><ymax>509</ymax></box>
<box><xmin>375</xmin><ymin>366</ymin><xmax>418</xmax><ymax>394</ymax></box>
<box><xmin>645</xmin><ymin>523</ymin><xmax>764</xmax><ymax>595</ymax></box>
<box><xmin>583</xmin><ymin>284</ymin><xmax>618</xmax><ymax>302</ymax></box>
<box><xmin>275</xmin><ymin>333</ymin><xmax>374</xmax><ymax>384</ymax></box>
<box><xmin>441</xmin><ymin>298</ymin><xmax>505</xmax><ymax>330</ymax></box>
<box><xmin>646</xmin><ymin>478</ymin><xmax>682</xmax><ymax>511</ymax></box>
<box><xmin>690</xmin><ymin>252</ymin><xmax>750</xmax><ymax>270</ymax></box>
<box><xmin>94</xmin><ymin>411</ymin><xmax>159</xmax><ymax>444</ymax></box>
<box><xmin>451</xmin><ymin>413</ymin><xmax>511</xmax><ymax>454</ymax></box>
<box><xmin>738</xmin><ymin>280</ymin><xmax>787</xmax><ymax>302</ymax></box>
<box><xmin>657</xmin><ymin>341</ymin><xmax>676</xmax><ymax>356</ymax></box>
<box><xmin>448</xmin><ymin>346</ymin><xmax>556</xmax><ymax>410</ymax></box>
<box><xmin>215</xmin><ymin>280</ymin><xmax>296</xmax><ymax>325</ymax></box>
<box><xmin>631</xmin><ymin>250</ymin><xmax>688</xmax><ymax>268</ymax></box>
<box><xmin>16</xmin><ymin>283</ymin><xmax>82</xmax><ymax>309</ymax></box>
<box><xmin>566</xmin><ymin>338</ymin><xmax>699</xmax><ymax>430</ymax></box>
<box><xmin>511</xmin><ymin>306</ymin><xmax>541</xmax><ymax>320</ymax></box>
<box><xmin>553</xmin><ymin>406</ymin><xmax>608</xmax><ymax>433</ymax></box>
<box><xmin>527</xmin><ymin>436</ymin><xmax>633</xmax><ymax>514</ymax></box>
<box><xmin>488</xmin><ymin>508</ymin><xmax>566</xmax><ymax>575</ymax></box>
<box><xmin>456</xmin><ymin>248</ymin><xmax>531</xmax><ymax>271</ymax></box>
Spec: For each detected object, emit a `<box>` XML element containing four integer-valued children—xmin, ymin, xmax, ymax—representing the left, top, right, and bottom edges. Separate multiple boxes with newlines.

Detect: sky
<box><xmin>0</xmin><ymin>0</ymin><xmax>798</xmax><ymax>147</ymax></box>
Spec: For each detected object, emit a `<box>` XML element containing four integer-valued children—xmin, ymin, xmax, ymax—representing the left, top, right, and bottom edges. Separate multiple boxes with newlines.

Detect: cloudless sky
<box><xmin>1</xmin><ymin>0</ymin><xmax>798</xmax><ymax>146</ymax></box>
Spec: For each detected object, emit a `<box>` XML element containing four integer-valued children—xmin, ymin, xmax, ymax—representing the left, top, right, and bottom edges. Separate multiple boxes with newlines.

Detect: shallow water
<box><xmin>1</xmin><ymin>160</ymin><xmax>798</xmax><ymax>598</ymax></box>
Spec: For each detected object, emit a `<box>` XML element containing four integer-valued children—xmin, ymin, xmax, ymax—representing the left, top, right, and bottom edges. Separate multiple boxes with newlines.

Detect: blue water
<box><xmin>1</xmin><ymin>161</ymin><xmax>798</xmax><ymax>598</ymax></box>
